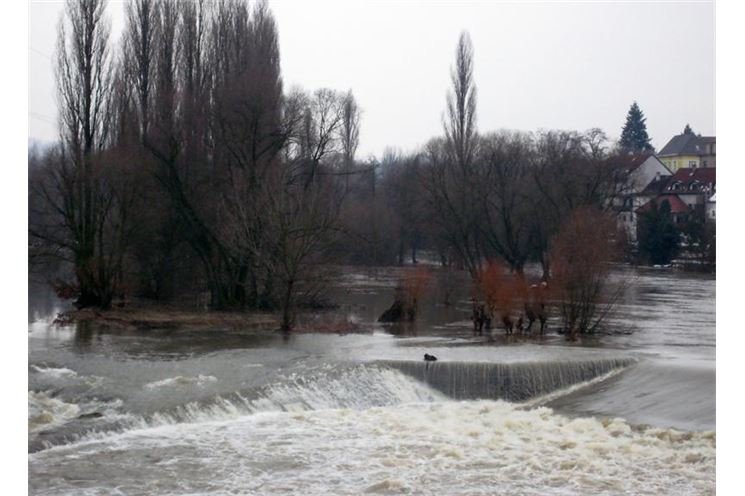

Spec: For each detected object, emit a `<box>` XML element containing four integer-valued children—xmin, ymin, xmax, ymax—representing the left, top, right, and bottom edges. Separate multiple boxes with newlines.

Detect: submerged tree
<box><xmin>30</xmin><ymin>1</ymin><xmax>662</xmax><ymax>332</ymax></box>
<box><xmin>478</xmin><ymin>131</ymin><xmax>535</xmax><ymax>274</ymax></box>
<box><xmin>619</xmin><ymin>101</ymin><xmax>653</xmax><ymax>153</ymax></box>
<box><xmin>550</xmin><ymin>207</ymin><xmax>620</xmax><ymax>339</ymax></box>
<box><xmin>529</xmin><ymin>129</ymin><xmax>626</xmax><ymax>279</ymax></box>
<box><xmin>476</xmin><ymin>260</ymin><xmax>520</xmax><ymax>332</ymax></box>
<box><xmin>29</xmin><ymin>0</ymin><xmax>356</xmax><ymax>328</ymax></box>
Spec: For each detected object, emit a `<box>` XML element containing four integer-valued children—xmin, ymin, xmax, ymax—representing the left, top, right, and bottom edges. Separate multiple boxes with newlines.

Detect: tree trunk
<box><xmin>281</xmin><ymin>279</ymin><xmax>295</xmax><ymax>331</ymax></box>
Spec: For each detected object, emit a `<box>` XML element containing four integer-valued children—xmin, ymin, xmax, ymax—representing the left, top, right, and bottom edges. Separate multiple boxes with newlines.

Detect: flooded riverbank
<box><xmin>28</xmin><ymin>265</ymin><xmax>715</xmax><ymax>495</ymax></box>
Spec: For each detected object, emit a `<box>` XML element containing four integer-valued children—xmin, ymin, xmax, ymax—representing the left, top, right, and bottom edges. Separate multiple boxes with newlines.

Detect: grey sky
<box><xmin>28</xmin><ymin>0</ymin><xmax>715</xmax><ymax>158</ymax></box>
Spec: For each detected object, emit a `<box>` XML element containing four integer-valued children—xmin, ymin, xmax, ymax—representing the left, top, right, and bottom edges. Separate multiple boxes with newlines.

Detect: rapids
<box><xmin>28</xmin><ymin>265</ymin><xmax>715</xmax><ymax>495</ymax></box>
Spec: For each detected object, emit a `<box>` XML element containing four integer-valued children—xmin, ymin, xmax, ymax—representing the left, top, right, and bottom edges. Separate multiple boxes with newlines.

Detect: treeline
<box><xmin>338</xmin><ymin>34</ymin><xmax>628</xmax><ymax>278</ymax></box>
<box><xmin>30</xmin><ymin>0</ymin><xmax>360</xmax><ymax>329</ymax></box>
<box><xmin>30</xmin><ymin>1</ymin><xmax>629</xmax><ymax>331</ymax></box>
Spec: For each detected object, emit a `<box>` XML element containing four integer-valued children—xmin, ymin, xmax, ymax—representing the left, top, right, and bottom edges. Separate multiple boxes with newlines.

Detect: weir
<box><xmin>29</xmin><ymin>365</ymin><xmax>445</xmax><ymax>452</ymax></box>
<box><xmin>29</xmin><ymin>358</ymin><xmax>636</xmax><ymax>453</ymax></box>
<box><xmin>376</xmin><ymin>358</ymin><xmax>636</xmax><ymax>402</ymax></box>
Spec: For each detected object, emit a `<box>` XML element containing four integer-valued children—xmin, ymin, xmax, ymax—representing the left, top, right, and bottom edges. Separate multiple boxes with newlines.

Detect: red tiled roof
<box><xmin>636</xmin><ymin>195</ymin><xmax>690</xmax><ymax>215</ymax></box>
<box><xmin>664</xmin><ymin>167</ymin><xmax>716</xmax><ymax>194</ymax></box>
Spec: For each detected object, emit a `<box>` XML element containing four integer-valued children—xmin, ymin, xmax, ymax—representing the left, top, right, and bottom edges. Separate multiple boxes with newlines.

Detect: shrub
<box><xmin>550</xmin><ymin>207</ymin><xmax>619</xmax><ymax>339</ymax></box>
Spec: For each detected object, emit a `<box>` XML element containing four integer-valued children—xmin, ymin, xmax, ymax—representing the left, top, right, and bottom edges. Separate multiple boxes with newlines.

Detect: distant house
<box><xmin>657</xmin><ymin>129</ymin><xmax>716</xmax><ymax>172</ymax></box>
<box><xmin>635</xmin><ymin>167</ymin><xmax>716</xmax><ymax>228</ymax></box>
<box><xmin>706</xmin><ymin>193</ymin><xmax>716</xmax><ymax>222</ymax></box>
<box><xmin>661</xmin><ymin>167</ymin><xmax>716</xmax><ymax>208</ymax></box>
<box><xmin>613</xmin><ymin>153</ymin><xmax>672</xmax><ymax>242</ymax></box>
<box><xmin>637</xmin><ymin>171</ymin><xmax>673</xmax><ymax>205</ymax></box>
<box><xmin>636</xmin><ymin>194</ymin><xmax>692</xmax><ymax>226</ymax></box>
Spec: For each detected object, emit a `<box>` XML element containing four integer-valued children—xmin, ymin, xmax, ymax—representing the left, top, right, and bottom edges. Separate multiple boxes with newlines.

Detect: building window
<box><xmin>689</xmin><ymin>160</ymin><xmax>697</xmax><ymax>168</ymax></box>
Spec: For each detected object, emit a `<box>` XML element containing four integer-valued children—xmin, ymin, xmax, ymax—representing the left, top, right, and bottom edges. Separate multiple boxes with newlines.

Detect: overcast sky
<box><xmin>28</xmin><ymin>0</ymin><xmax>715</xmax><ymax>158</ymax></box>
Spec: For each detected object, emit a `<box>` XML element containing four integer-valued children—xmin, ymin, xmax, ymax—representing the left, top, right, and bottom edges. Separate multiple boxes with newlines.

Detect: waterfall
<box><xmin>29</xmin><ymin>365</ymin><xmax>446</xmax><ymax>452</ymax></box>
<box><xmin>375</xmin><ymin>358</ymin><xmax>635</xmax><ymax>402</ymax></box>
<box><xmin>30</xmin><ymin>358</ymin><xmax>635</xmax><ymax>452</ymax></box>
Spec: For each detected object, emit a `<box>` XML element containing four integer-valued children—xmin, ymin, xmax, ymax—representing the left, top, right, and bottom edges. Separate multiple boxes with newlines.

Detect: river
<box><xmin>28</xmin><ymin>265</ymin><xmax>715</xmax><ymax>495</ymax></box>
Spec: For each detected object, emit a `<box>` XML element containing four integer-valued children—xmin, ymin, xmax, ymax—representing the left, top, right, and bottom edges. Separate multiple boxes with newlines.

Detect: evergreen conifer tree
<box><xmin>620</xmin><ymin>102</ymin><xmax>654</xmax><ymax>153</ymax></box>
<box><xmin>638</xmin><ymin>199</ymin><xmax>680</xmax><ymax>265</ymax></box>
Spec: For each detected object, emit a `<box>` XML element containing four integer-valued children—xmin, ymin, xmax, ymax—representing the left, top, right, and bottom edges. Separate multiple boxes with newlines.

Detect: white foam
<box><xmin>144</xmin><ymin>375</ymin><xmax>218</xmax><ymax>390</ymax></box>
<box><xmin>28</xmin><ymin>391</ymin><xmax>80</xmax><ymax>433</ymax></box>
<box><xmin>31</xmin><ymin>365</ymin><xmax>78</xmax><ymax>379</ymax></box>
<box><xmin>34</xmin><ymin>366</ymin><xmax>446</xmax><ymax>450</ymax></box>
<box><xmin>29</xmin><ymin>400</ymin><xmax>715</xmax><ymax>495</ymax></box>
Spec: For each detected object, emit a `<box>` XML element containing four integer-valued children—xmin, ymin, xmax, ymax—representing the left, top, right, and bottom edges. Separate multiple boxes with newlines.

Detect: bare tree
<box><xmin>296</xmin><ymin>88</ymin><xmax>345</xmax><ymax>188</ymax></box>
<box><xmin>31</xmin><ymin>0</ymin><xmax>125</xmax><ymax>308</ymax></box>
<box><xmin>119</xmin><ymin>0</ymin><xmax>180</xmax><ymax>300</ymax></box>
<box><xmin>550</xmin><ymin>207</ymin><xmax>621</xmax><ymax>339</ymax></box>
<box><xmin>529</xmin><ymin>129</ymin><xmax>627</xmax><ymax>279</ymax></box>
<box><xmin>478</xmin><ymin>132</ymin><xmax>535</xmax><ymax>274</ymax></box>
<box><xmin>207</xmin><ymin>0</ymin><xmax>289</xmax><ymax>308</ymax></box>
<box><xmin>422</xmin><ymin>141</ymin><xmax>476</xmax><ymax>275</ymax></box>
<box><xmin>444</xmin><ymin>31</ymin><xmax>478</xmax><ymax>172</ymax></box>
<box><xmin>339</xmin><ymin>90</ymin><xmax>361</xmax><ymax>193</ymax></box>
<box><xmin>422</xmin><ymin>31</ymin><xmax>483</xmax><ymax>277</ymax></box>
<box><xmin>382</xmin><ymin>152</ymin><xmax>427</xmax><ymax>265</ymax></box>
<box><xmin>263</xmin><ymin>169</ymin><xmax>344</xmax><ymax>330</ymax></box>
<box><xmin>122</xmin><ymin>0</ymin><xmax>157</xmax><ymax>138</ymax></box>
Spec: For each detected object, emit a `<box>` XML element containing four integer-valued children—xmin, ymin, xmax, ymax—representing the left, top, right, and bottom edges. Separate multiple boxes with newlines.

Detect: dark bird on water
<box><xmin>424</xmin><ymin>353</ymin><xmax>438</xmax><ymax>362</ymax></box>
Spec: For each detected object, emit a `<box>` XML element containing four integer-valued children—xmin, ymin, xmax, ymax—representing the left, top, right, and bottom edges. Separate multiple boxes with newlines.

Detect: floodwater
<box><xmin>28</xmin><ymin>265</ymin><xmax>715</xmax><ymax>495</ymax></box>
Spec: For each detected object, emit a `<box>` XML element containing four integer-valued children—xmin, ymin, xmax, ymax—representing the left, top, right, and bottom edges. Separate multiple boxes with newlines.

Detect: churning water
<box><xmin>28</xmin><ymin>266</ymin><xmax>715</xmax><ymax>495</ymax></box>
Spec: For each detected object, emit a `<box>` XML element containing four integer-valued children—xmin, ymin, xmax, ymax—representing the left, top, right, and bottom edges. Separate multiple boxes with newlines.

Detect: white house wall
<box><xmin>629</xmin><ymin>156</ymin><xmax>673</xmax><ymax>194</ymax></box>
